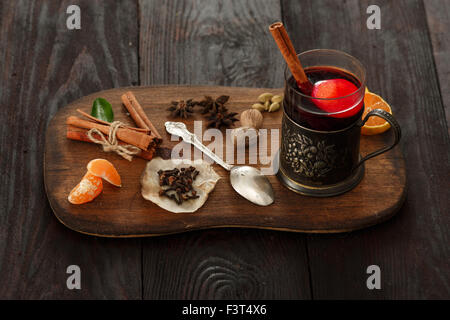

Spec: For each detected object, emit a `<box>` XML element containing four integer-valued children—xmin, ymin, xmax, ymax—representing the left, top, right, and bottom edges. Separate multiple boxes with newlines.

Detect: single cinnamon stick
<box><xmin>76</xmin><ymin>109</ymin><xmax>150</xmax><ymax>133</ymax></box>
<box><xmin>269</xmin><ymin>22</ymin><xmax>313</xmax><ymax>93</ymax></box>
<box><xmin>121</xmin><ymin>91</ymin><xmax>162</xmax><ymax>140</ymax></box>
<box><xmin>66</xmin><ymin>125</ymin><xmax>155</xmax><ymax>160</ymax></box>
<box><xmin>120</xmin><ymin>94</ymin><xmax>149</xmax><ymax>130</ymax></box>
<box><xmin>66</xmin><ymin>116</ymin><xmax>153</xmax><ymax>151</ymax></box>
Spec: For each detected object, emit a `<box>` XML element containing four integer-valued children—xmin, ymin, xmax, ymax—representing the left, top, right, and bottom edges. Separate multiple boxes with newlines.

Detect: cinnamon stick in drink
<box><xmin>269</xmin><ymin>22</ymin><xmax>313</xmax><ymax>93</ymax></box>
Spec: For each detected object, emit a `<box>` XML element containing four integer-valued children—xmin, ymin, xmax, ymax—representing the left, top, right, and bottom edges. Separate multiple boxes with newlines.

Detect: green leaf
<box><xmin>91</xmin><ymin>98</ymin><xmax>114</xmax><ymax>122</ymax></box>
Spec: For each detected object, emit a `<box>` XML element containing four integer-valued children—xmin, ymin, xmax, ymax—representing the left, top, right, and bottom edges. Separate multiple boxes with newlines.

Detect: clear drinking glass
<box><xmin>283</xmin><ymin>49</ymin><xmax>366</xmax><ymax>131</ymax></box>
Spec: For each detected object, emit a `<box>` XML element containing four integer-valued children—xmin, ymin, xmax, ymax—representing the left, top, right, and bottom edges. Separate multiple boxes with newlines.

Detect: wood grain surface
<box><xmin>0</xmin><ymin>0</ymin><xmax>141</xmax><ymax>299</ymax></box>
<box><xmin>0</xmin><ymin>0</ymin><xmax>449</xmax><ymax>299</ymax></box>
<box><xmin>283</xmin><ymin>0</ymin><xmax>450</xmax><ymax>299</ymax></box>
<box><xmin>139</xmin><ymin>0</ymin><xmax>311</xmax><ymax>300</ymax></box>
<box><xmin>138</xmin><ymin>0</ymin><xmax>313</xmax><ymax>299</ymax></box>
<box><xmin>424</xmin><ymin>0</ymin><xmax>450</xmax><ymax>136</ymax></box>
<box><xmin>44</xmin><ymin>85</ymin><xmax>406</xmax><ymax>236</ymax></box>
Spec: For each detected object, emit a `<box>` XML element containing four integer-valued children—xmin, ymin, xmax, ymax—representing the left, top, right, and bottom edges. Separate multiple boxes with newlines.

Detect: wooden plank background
<box><xmin>284</xmin><ymin>0</ymin><xmax>450</xmax><ymax>299</ymax></box>
<box><xmin>425</xmin><ymin>0</ymin><xmax>450</xmax><ymax>137</ymax></box>
<box><xmin>0</xmin><ymin>0</ymin><xmax>142</xmax><ymax>299</ymax></box>
<box><xmin>0</xmin><ymin>0</ymin><xmax>448</xmax><ymax>299</ymax></box>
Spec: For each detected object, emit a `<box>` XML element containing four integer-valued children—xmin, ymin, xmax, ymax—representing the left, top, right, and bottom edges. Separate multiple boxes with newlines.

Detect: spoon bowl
<box><xmin>230</xmin><ymin>166</ymin><xmax>274</xmax><ymax>206</ymax></box>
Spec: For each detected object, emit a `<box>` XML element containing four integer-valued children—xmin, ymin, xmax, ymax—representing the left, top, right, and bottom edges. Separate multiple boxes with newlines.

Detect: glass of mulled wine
<box><xmin>278</xmin><ymin>49</ymin><xmax>401</xmax><ymax>197</ymax></box>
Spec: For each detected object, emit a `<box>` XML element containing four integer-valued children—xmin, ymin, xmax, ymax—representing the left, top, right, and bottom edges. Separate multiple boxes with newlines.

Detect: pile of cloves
<box><xmin>158</xmin><ymin>166</ymin><xmax>200</xmax><ymax>205</ymax></box>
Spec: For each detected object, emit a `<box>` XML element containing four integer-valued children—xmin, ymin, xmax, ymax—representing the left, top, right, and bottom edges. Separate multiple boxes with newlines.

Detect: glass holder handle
<box><xmin>355</xmin><ymin>108</ymin><xmax>402</xmax><ymax>168</ymax></box>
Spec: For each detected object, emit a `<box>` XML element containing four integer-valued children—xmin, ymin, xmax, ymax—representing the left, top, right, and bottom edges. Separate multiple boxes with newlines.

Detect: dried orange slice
<box><xmin>87</xmin><ymin>159</ymin><xmax>122</xmax><ymax>187</ymax></box>
<box><xmin>361</xmin><ymin>92</ymin><xmax>392</xmax><ymax>135</ymax></box>
<box><xmin>68</xmin><ymin>172</ymin><xmax>103</xmax><ymax>204</ymax></box>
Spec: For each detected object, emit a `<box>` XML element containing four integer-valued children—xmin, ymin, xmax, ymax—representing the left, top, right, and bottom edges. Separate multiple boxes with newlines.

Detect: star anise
<box><xmin>167</xmin><ymin>99</ymin><xmax>196</xmax><ymax>119</ymax></box>
<box><xmin>197</xmin><ymin>95</ymin><xmax>230</xmax><ymax>114</ymax></box>
<box><xmin>207</xmin><ymin>105</ymin><xmax>239</xmax><ymax>129</ymax></box>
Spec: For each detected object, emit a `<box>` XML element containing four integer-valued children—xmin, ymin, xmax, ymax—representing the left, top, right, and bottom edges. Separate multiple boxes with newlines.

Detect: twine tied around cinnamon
<box><xmin>87</xmin><ymin>121</ymin><xmax>141</xmax><ymax>161</ymax></box>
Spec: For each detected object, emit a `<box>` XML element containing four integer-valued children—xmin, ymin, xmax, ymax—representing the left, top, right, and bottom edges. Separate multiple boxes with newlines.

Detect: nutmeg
<box><xmin>240</xmin><ymin>109</ymin><xmax>263</xmax><ymax>129</ymax></box>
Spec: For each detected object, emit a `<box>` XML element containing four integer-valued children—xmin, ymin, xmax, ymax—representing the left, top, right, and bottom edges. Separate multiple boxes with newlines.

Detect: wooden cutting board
<box><xmin>44</xmin><ymin>86</ymin><xmax>406</xmax><ymax>237</ymax></box>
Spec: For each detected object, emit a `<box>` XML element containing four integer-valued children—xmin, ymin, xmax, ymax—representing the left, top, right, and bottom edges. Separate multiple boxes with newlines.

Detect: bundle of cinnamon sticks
<box><xmin>66</xmin><ymin>91</ymin><xmax>162</xmax><ymax>160</ymax></box>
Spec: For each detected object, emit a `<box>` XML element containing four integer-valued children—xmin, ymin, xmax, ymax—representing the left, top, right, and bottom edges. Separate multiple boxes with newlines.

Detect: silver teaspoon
<box><xmin>165</xmin><ymin>122</ymin><xmax>274</xmax><ymax>206</ymax></box>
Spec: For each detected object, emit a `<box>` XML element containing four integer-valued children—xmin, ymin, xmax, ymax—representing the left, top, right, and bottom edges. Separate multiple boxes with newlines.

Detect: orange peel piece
<box><xmin>361</xmin><ymin>92</ymin><xmax>392</xmax><ymax>135</ymax></box>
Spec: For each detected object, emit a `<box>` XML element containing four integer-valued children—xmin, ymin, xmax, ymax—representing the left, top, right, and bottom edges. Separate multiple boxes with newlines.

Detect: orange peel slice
<box><xmin>361</xmin><ymin>92</ymin><xmax>392</xmax><ymax>135</ymax></box>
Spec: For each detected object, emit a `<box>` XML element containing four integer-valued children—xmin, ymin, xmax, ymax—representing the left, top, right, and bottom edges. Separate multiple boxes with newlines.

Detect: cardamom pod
<box><xmin>258</xmin><ymin>93</ymin><xmax>273</xmax><ymax>103</ymax></box>
<box><xmin>252</xmin><ymin>103</ymin><xmax>266</xmax><ymax>112</ymax></box>
<box><xmin>271</xmin><ymin>95</ymin><xmax>283</xmax><ymax>103</ymax></box>
<box><xmin>269</xmin><ymin>102</ymin><xmax>280</xmax><ymax>112</ymax></box>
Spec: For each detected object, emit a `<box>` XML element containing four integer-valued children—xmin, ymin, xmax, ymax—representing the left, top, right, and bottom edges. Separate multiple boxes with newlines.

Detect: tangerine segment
<box><xmin>68</xmin><ymin>172</ymin><xmax>103</xmax><ymax>204</ymax></box>
<box><xmin>361</xmin><ymin>92</ymin><xmax>392</xmax><ymax>135</ymax></box>
<box><xmin>87</xmin><ymin>159</ymin><xmax>122</xmax><ymax>187</ymax></box>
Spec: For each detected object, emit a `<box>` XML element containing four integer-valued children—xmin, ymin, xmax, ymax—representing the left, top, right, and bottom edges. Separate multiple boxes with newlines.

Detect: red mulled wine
<box><xmin>284</xmin><ymin>66</ymin><xmax>364</xmax><ymax>131</ymax></box>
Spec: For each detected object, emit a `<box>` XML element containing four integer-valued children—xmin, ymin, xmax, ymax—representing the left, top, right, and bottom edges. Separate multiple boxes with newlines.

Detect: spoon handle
<box><xmin>165</xmin><ymin>122</ymin><xmax>233</xmax><ymax>171</ymax></box>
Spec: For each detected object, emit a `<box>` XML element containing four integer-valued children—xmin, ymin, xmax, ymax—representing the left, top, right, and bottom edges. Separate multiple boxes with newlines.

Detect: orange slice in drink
<box><xmin>361</xmin><ymin>92</ymin><xmax>392</xmax><ymax>135</ymax></box>
<box><xmin>68</xmin><ymin>172</ymin><xmax>103</xmax><ymax>204</ymax></box>
<box><xmin>87</xmin><ymin>159</ymin><xmax>122</xmax><ymax>187</ymax></box>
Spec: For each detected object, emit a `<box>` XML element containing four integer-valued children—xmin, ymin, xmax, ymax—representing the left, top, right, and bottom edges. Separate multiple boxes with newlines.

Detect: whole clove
<box><xmin>157</xmin><ymin>166</ymin><xmax>200</xmax><ymax>205</ymax></box>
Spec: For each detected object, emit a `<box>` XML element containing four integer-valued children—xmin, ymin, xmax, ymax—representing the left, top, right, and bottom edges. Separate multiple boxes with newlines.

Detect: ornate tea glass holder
<box><xmin>277</xmin><ymin>49</ymin><xmax>401</xmax><ymax>197</ymax></box>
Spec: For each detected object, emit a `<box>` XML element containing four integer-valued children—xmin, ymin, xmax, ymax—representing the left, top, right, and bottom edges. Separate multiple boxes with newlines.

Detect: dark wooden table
<box><xmin>0</xmin><ymin>0</ymin><xmax>448</xmax><ymax>299</ymax></box>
